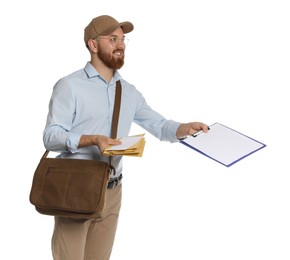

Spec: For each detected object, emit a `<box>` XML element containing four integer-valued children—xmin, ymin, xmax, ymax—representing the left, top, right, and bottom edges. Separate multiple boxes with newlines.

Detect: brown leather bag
<box><xmin>29</xmin><ymin>80</ymin><xmax>122</xmax><ymax>219</ymax></box>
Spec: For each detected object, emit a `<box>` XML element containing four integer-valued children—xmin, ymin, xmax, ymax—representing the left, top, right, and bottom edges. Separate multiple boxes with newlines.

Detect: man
<box><xmin>43</xmin><ymin>15</ymin><xmax>209</xmax><ymax>260</ymax></box>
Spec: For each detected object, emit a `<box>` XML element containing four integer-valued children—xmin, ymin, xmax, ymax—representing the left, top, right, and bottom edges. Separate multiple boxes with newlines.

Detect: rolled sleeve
<box><xmin>66</xmin><ymin>132</ymin><xmax>82</xmax><ymax>153</ymax></box>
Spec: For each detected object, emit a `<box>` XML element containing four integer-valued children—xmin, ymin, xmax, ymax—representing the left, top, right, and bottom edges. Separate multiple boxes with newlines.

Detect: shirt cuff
<box><xmin>66</xmin><ymin>133</ymin><xmax>82</xmax><ymax>153</ymax></box>
<box><xmin>163</xmin><ymin>120</ymin><xmax>181</xmax><ymax>143</ymax></box>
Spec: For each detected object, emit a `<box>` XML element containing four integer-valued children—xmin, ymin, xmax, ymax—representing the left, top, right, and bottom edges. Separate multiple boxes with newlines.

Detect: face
<box><xmin>96</xmin><ymin>27</ymin><xmax>126</xmax><ymax>70</ymax></box>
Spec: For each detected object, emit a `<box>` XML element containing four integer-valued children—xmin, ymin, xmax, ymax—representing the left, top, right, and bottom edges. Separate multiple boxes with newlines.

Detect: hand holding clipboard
<box><xmin>180</xmin><ymin>122</ymin><xmax>266</xmax><ymax>167</ymax></box>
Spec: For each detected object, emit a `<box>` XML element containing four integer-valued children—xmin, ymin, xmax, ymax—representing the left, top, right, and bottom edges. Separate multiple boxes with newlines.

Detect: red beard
<box><xmin>97</xmin><ymin>45</ymin><xmax>125</xmax><ymax>70</ymax></box>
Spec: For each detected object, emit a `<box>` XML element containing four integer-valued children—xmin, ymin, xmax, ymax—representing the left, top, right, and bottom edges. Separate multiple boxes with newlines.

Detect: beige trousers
<box><xmin>51</xmin><ymin>184</ymin><xmax>122</xmax><ymax>260</ymax></box>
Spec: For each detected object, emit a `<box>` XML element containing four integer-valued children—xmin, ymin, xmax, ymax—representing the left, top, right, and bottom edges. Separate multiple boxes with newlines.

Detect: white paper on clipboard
<box><xmin>180</xmin><ymin>122</ymin><xmax>266</xmax><ymax>167</ymax></box>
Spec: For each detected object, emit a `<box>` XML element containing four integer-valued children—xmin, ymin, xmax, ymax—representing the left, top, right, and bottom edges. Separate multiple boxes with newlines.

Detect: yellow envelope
<box><xmin>103</xmin><ymin>134</ymin><xmax>146</xmax><ymax>157</ymax></box>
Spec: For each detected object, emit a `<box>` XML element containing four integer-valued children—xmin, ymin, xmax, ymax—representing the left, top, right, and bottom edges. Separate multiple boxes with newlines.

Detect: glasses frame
<box><xmin>96</xmin><ymin>35</ymin><xmax>129</xmax><ymax>46</ymax></box>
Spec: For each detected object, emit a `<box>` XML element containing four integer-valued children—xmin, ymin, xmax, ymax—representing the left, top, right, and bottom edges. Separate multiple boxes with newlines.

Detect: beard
<box><xmin>97</xmin><ymin>44</ymin><xmax>125</xmax><ymax>70</ymax></box>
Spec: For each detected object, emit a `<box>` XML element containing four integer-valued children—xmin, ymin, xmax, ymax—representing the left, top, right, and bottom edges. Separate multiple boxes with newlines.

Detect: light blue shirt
<box><xmin>43</xmin><ymin>62</ymin><xmax>180</xmax><ymax>177</ymax></box>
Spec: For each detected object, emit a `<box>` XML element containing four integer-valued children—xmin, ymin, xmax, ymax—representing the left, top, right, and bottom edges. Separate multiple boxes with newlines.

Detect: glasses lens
<box><xmin>111</xmin><ymin>36</ymin><xmax>129</xmax><ymax>46</ymax></box>
<box><xmin>123</xmin><ymin>37</ymin><xmax>129</xmax><ymax>45</ymax></box>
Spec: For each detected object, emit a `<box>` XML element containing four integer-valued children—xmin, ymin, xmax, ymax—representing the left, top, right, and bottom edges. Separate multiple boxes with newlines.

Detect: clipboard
<box><xmin>180</xmin><ymin>122</ymin><xmax>266</xmax><ymax>167</ymax></box>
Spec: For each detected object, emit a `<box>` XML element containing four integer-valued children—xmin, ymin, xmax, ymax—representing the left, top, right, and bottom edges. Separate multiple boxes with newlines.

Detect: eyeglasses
<box><xmin>97</xmin><ymin>36</ymin><xmax>129</xmax><ymax>46</ymax></box>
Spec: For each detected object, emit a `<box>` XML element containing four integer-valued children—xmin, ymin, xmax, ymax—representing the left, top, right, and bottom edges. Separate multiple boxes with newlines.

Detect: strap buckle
<box><xmin>107</xmin><ymin>174</ymin><xmax>123</xmax><ymax>189</ymax></box>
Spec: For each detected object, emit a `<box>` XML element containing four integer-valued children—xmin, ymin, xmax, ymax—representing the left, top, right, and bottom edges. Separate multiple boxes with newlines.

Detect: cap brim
<box><xmin>120</xmin><ymin>21</ymin><xmax>134</xmax><ymax>34</ymax></box>
<box><xmin>100</xmin><ymin>21</ymin><xmax>134</xmax><ymax>36</ymax></box>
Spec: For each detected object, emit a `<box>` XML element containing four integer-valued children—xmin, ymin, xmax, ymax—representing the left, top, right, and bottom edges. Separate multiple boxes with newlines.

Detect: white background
<box><xmin>1</xmin><ymin>0</ymin><xmax>289</xmax><ymax>259</ymax></box>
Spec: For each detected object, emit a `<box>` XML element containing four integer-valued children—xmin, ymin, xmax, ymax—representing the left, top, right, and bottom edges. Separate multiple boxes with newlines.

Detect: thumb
<box><xmin>110</xmin><ymin>138</ymin><xmax>122</xmax><ymax>146</ymax></box>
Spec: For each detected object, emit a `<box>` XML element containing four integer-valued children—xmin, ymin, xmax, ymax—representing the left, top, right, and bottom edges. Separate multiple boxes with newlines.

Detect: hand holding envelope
<box><xmin>103</xmin><ymin>134</ymin><xmax>146</xmax><ymax>157</ymax></box>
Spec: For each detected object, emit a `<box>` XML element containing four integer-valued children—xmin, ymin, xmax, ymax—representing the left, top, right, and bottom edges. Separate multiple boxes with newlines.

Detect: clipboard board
<box><xmin>180</xmin><ymin>122</ymin><xmax>266</xmax><ymax>167</ymax></box>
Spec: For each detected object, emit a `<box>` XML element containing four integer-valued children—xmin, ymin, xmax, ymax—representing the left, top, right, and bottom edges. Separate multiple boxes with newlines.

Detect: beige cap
<box><xmin>84</xmin><ymin>15</ymin><xmax>134</xmax><ymax>44</ymax></box>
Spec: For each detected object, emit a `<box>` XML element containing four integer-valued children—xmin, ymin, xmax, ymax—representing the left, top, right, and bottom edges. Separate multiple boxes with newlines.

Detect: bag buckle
<box><xmin>109</xmin><ymin>165</ymin><xmax>116</xmax><ymax>176</ymax></box>
<box><xmin>107</xmin><ymin>174</ymin><xmax>123</xmax><ymax>189</ymax></box>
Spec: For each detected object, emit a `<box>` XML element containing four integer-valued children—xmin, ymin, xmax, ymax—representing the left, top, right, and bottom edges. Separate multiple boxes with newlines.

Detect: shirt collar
<box><xmin>84</xmin><ymin>62</ymin><xmax>100</xmax><ymax>78</ymax></box>
<box><xmin>84</xmin><ymin>62</ymin><xmax>122</xmax><ymax>83</ymax></box>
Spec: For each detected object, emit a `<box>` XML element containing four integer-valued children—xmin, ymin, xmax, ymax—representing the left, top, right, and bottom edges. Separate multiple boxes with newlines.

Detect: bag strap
<box><xmin>111</xmin><ymin>80</ymin><xmax>122</xmax><ymax>139</ymax></box>
<box><xmin>41</xmin><ymin>150</ymin><xmax>49</xmax><ymax>160</ymax></box>
<box><xmin>42</xmin><ymin>80</ymin><xmax>122</xmax><ymax>162</ymax></box>
<box><xmin>109</xmin><ymin>80</ymin><xmax>122</xmax><ymax>166</ymax></box>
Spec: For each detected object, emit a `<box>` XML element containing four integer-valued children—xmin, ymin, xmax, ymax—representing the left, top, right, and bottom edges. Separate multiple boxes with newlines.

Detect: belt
<box><xmin>107</xmin><ymin>174</ymin><xmax>123</xmax><ymax>189</ymax></box>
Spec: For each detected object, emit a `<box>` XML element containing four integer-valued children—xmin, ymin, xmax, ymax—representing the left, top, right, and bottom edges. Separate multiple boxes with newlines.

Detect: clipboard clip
<box><xmin>178</xmin><ymin>127</ymin><xmax>210</xmax><ymax>140</ymax></box>
<box><xmin>192</xmin><ymin>131</ymin><xmax>202</xmax><ymax>138</ymax></box>
<box><xmin>192</xmin><ymin>127</ymin><xmax>210</xmax><ymax>138</ymax></box>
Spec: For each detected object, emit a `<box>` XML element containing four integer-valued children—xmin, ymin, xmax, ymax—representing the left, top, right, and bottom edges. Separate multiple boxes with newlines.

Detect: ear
<box><xmin>87</xmin><ymin>39</ymin><xmax>98</xmax><ymax>53</ymax></box>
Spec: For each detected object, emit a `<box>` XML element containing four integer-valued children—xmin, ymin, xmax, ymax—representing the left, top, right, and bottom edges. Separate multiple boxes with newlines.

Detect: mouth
<box><xmin>113</xmin><ymin>50</ymin><xmax>124</xmax><ymax>57</ymax></box>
